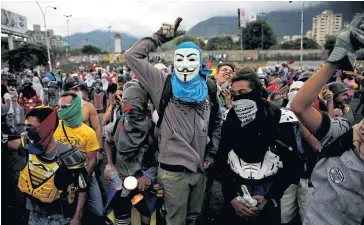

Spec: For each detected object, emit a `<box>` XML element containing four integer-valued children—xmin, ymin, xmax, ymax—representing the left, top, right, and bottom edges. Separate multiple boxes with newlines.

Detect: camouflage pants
<box><xmin>28</xmin><ymin>212</ymin><xmax>70</xmax><ymax>225</ymax></box>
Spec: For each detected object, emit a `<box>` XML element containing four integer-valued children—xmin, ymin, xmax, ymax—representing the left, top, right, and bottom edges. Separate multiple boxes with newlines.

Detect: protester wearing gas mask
<box><xmin>92</xmin><ymin>78</ymin><xmax>108</xmax><ymax>113</ymax></box>
<box><xmin>104</xmin><ymin>85</ymin><xmax>160</xmax><ymax>225</ymax></box>
<box><xmin>12</xmin><ymin>107</ymin><xmax>88</xmax><ymax>225</ymax></box>
<box><xmin>214</xmin><ymin>69</ymin><xmax>300</xmax><ymax>225</ymax></box>
<box><xmin>47</xmin><ymin>81</ymin><xmax>60</xmax><ymax>110</ymax></box>
<box><xmin>18</xmin><ymin>78</ymin><xmax>42</xmax><ymax>115</ymax></box>
<box><xmin>53</xmin><ymin>93</ymin><xmax>104</xmax><ymax>218</ymax></box>
<box><xmin>124</xmin><ymin>17</ymin><xmax>222</xmax><ymax>225</ymax></box>
<box><xmin>63</xmin><ymin>77</ymin><xmax>103</xmax><ymax>160</ymax></box>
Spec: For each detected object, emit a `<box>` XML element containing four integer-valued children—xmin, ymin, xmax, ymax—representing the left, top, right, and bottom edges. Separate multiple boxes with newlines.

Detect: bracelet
<box><xmin>303</xmin><ymin>133</ymin><xmax>312</xmax><ymax>138</ymax></box>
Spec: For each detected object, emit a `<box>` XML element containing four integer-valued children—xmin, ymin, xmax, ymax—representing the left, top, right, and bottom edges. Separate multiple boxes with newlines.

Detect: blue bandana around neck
<box><xmin>172</xmin><ymin>42</ymin><xmax>211</xmax><ymax>103</ymax></box>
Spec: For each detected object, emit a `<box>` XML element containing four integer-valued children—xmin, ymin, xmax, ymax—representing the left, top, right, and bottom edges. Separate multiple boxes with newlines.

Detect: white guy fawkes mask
<box><xmin>174</xmin><ymin>48</ymin><xmax>200</xmax><ymax>83</ymax></box>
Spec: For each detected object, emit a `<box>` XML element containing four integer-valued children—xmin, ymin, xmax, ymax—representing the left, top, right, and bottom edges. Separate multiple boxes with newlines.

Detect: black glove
<box><xmin>327</xmin><ymin>14</ymin><xmax>364</xmax><ymax>71</ymax></box>
<box><xmin>154</xmin><ymin>17</ymin><xmax>186</xmax><ymax>44</ymax></box>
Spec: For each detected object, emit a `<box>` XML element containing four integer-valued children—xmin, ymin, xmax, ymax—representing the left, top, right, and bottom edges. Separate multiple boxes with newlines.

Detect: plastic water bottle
<box><xmin>105</xmin><ymin>164</ymin><xmax>122</xmax><ymax>190</ymax></box>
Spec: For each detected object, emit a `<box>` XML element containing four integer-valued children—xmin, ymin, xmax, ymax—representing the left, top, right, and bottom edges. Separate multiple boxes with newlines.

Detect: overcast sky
<box><xmin>2</xmin><ymin>0</ymin><xmax>321</xmax><ymax>38</ymax></box>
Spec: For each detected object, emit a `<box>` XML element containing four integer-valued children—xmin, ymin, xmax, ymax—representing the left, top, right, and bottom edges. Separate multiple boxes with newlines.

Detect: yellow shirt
<box><xmin>54</xmin><ymin>121</ymin><xmax>99</xmax><ymax>153</ymax></box>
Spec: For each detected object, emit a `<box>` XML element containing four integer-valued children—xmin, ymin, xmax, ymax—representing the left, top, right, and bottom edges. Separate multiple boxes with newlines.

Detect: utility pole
<box><xmin>36</xmin><ymin>1</ymin><xmax>57</xmax><ymax>72</ymax></box>
<box><xmin>63</xmin><ymin>14</ymin><xmax>72</xmax><ymax>52</ymax></box>
<box><xmin>259</xmin><ymin>11</ymin><xmax>266</xmax><ymax>50</ymax></box>
<box><xmin>107</xmin><ymin>25</ymin><xmax>111</xmax><ymax>54</ymax></box>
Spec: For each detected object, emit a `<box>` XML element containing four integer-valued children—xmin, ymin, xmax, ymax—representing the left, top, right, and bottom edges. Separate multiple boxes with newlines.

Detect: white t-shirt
<box><xmin>3</xmin><ymin>93</ymin><xmax>14</xmax><ymax>114</ymax></box>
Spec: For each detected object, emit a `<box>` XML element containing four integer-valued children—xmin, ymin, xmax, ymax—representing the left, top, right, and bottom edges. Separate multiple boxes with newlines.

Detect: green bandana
<box><xmin>57</xmin><ymin>95</ymin><xmax>83</xmax><ymax>127</ymax></box>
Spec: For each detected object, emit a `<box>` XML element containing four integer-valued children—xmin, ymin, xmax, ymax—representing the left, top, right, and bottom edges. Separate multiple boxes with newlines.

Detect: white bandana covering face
<box><xmin>174</xmin><ymin>48</ymin><xmax>200</xmax><ymax>82</ymax></box>
<box><xmin>233</xmin><ymin>99</ymin><xmax>258</xmax><ymax>127</ymax></box>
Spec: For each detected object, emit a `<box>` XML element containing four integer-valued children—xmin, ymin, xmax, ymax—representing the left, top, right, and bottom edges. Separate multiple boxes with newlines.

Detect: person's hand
<box><xmin>327</xmin><ymin>14</ymin><xmax>364</xmax><ymax>70</ymax></box>
<box><xmin>97</xmin><ymin>151</ymin><xmax>104</xmax><ymax>162</ymax></box>
<box><xmin>154</xmin><ymin>17</ymin><xmax>186</xmax><ymax>44</ymax></box>
<box><xmin>104</xmin><ymin>164</ymin><xmax>119</xmax><ymax>183</ymax></box>
<box><xmin>221</xmin><ymin>89</ymin><xmax>232</xmax><ymax>109</ymax></box>
<box><xmin>70</xmin><ymin>215</ymin><xmax>81</xmax><ymax>225</ymax></box>
<box><xmin>231</xmin><ymin>197</ymin><xmax>259</xmax><ymax>218</ymax></box>
<box><xmin>323</xmin><ymin>89</ymin><xmax>334</xmax><ymax>102</ymax></box>
<box><xmin>153</xmin><ymin>184</ymin><xmax>164</xmax><ymax>197</ymax></box>
<box><xmin>138</xmin><ymin>175</ymin><xmax>152</xmax><ymax>191</ymax></box>
<box><xmin>203</xmin><ymin>160</ymin><xmax>212</xmax><ymax>169</ymax></box>
<box><xmin>272</xmin><ymin>84</ymin><xmax>289</xmax><ymax>101</ymax></box>
<box><xmin>253</xmin><ymin>195</ymin><xmax>265</xmax><ymax>204</ymax></box>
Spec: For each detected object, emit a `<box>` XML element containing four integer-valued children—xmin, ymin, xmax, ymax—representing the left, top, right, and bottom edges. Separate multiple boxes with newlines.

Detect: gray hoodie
<box><xmin>124</xmin><ymin>36</ymin><xmax>222</xmax><ymax>172</ymax></box>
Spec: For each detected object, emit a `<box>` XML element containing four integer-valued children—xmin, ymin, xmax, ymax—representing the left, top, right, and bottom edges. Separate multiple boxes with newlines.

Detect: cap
<box><xmin>63</xmin><ymin>77</ymin><xmax>80</xmax><ymax>91</ymax></box>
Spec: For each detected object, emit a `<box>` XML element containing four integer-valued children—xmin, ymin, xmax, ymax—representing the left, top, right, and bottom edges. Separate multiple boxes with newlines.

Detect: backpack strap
<box><xmin>156</xmin><ymin>74</ymin><xmax>173</xmax><ymax>128</ymax></box>
<box><xmin>156</xmin><ymin>75</ymin><xmax>219</xmax><ymax>133</ymax></box>
<box><xmin>206</xmin><ymin>77</ymin><xmax>219</xmax><ymax>137</ymax></box>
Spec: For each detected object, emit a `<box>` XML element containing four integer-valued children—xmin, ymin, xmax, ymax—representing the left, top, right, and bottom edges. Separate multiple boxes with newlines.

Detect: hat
<box><xmin>63</xmin><ymin>77</ymin><xmax>80</xmax><ymax>91</ymax></box>
<box><xmin>327</xmin><ymin>82</ymin><xmax>349</xmax><ymax>96</ymax></box>
<box><xmin>48</xmin><ymin>81</ymin><xmax>58</xmax><ymax>88</ymax></box>
<box><xmin>289</xmin><ymin>81</ymin><xmax>304</xmax><ymax>91</ymax></box>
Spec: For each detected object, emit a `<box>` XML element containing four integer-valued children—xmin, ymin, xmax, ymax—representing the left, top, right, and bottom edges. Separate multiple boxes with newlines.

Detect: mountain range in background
<box><xmin>188</xmin><ymin>1</ymin><xmax>364</xmax><ymax>38</ymax></box>
<box><xmin>65</xmin><ymin>1</ymin><xmax>364</xmax><ymax>50</ymax></box>
<box><xmin>64</xmin><ymin>30</ymin><xmax>137</xmax><ymax>51</ymax></box>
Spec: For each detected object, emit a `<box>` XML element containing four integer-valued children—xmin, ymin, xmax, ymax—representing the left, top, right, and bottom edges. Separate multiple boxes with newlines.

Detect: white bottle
<box><xmin>105</xmin><ymin>164</ymin><xmax>122</xmax><ymax>190</ymax></box>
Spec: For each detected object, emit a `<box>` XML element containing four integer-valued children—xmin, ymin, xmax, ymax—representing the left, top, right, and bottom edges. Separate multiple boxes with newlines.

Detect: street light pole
<box><xmin>259</xmin><ymin>11</ymin><xmax>266</xmax><ymax>50</ymax></box>
<box><xmin>107</xmin><ymin>25</ymin><xmax>111</xmax><ymax>54</ymax></box>
<box><xmin>64</xmin><ymin>14</ymin><xmax>72</xmax><ymax>52</ymax></box>
<box><xmin>289</xmin><ymin>1</ymin><xmax>305</xmax><ymax>69</ymax></box>
<box><xmin>300</xmin><ymin>1</ymin><xmax>305</xmax><ymax>69</ymax></box>
<box><xmin>36</xmin><ymin>1</ymin><xmax>56</xmax><ymax>72</ymax></box>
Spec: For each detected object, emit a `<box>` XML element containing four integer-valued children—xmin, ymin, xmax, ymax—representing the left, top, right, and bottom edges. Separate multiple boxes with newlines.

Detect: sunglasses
<box><xmin>58</xmin><ymin>104</ymin><xmax>71</xmax><ymax>109</ymax></box>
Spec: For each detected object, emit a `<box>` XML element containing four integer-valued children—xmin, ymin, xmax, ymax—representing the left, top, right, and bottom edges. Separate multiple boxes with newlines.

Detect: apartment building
<box><xmin>312</xmin><ymin>10</ymin><xmax>342</xmax><ymax>46</ymax></box>
<box><xmin>26</xmin><ymin>24</ymin><xmax>62</xmax><ymax>49</ymax></box>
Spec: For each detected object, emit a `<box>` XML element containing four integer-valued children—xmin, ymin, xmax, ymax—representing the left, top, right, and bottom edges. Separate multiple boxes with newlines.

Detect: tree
<box><xmin>81</xmin><ymin>45</ymin><xmax>101</xmax><ymax>55</ymax></box>
<box><xmin>173</xmin><ymin>35</ymin><xmax>204</xmax><ymax>48</ymax></box>
<box><xmin>205</xmin><ymin>36</ymin><xmax>235</xmax><ymax>50</ymax></box>
<box><xmin>70</xmin><ymin>48</ymin><xmax>83</xmax><ymax>56</ymax></box>
<box><xmin>324</xmin><ymin>35</ymin><xmax>336</xmax><ymax>55</ymax></box>
<box><xmin>2</xmin><ymin>43</ymin><xmax>48</xmax><ymax>72</ymax></box>
<box><xmin>280</xmin><ymin>37</ymin><xmax>319</xmax><ymax>50</ymax></box>
<box><xmin>241</xmin><ymin>20</ymin><xmax>276</xmax><ymax>50</ymax></box>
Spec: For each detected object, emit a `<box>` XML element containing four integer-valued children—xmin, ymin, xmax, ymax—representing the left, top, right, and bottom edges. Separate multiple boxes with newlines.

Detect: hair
<box><xmin>61</xmin><ymin>92</ymin><xmax>77</xmax><ymax>101</ymax></box>
<box><xmin>231</xmin><ymin>68</ymin><xmax>263</xmax><ymax>92</ymax></box>
<box><xmin>1</xmin><ymin>84</ymin><xmax>9</xmax><ymax>104</ymax></box>
<box><xmin>217</xmin><ymin>63</ymin><xmax>235</xmax><ymax>73</ymax></box>
<box><xmin>25</xmin><ymin>107</ymin><xmax>59</xmax><ymax>131</ymax></box>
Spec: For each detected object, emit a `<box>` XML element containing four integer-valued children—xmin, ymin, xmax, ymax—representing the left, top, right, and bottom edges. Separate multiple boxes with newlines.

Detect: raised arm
<box><xmin>124</xmin><ymin>17</ymin><xmax>186</xmax><ymax>104</ymax></box>
<box><xmin>291</xmin><ymin>14</ymin><xmax>364</xmax><ymax>134</ymax></box>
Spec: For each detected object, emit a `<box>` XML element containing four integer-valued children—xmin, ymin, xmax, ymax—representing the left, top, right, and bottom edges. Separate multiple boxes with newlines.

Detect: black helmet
<box><xmin>298</xmin><ymin>72</ymin><xmax>314</xmax><ymax>82</ymax></box>
<box><xmin>327</xmin><ymin>82</ymin><xmax>349</xmax><ymax>96</ymax></box>
<box><xmin>48</xmin><ymin>81</ymin><xmax>58</xmax><ymax>89</ymax></box>
<box><xmin>63</xmin><ymin>77</ymin><xmax>80</xmax><ymax>91</ymax></box>
<box><xmin>22</xmin><ymin>78</ymin><xmax>32</xmax><ymax>86</ymax></box>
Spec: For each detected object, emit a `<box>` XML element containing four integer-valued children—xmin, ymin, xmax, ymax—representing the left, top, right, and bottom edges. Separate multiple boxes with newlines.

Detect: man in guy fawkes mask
<box><xmin>124</xmin><ymin>17</ymin><xmax>222</xmax><ymax>225</ymax></box>
<box><xmin>92</xmin><ymin>78</ymin><xmax>108</xmax><ymax>113</ymax></box>
<box><xmin>214</xmin><ymin>69</ymin><xmax>300</xmax><ymax>225</ymax></box>
<box><xmin>47</xmin><ymin>81</ymin><xmax>60</xmax><ymax>110</ymax></box>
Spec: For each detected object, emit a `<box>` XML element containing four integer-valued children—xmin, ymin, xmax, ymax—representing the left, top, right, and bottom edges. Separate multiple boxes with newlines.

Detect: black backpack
<box><xmin>156</xmin><ymin>74</ymin><xmax>219</xmax><ymax>138</ymax></box>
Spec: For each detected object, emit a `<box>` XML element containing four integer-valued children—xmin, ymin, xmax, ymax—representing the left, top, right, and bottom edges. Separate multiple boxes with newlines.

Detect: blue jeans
<box><xmin>28</xmin><ymin>212</ymin><xmax>69</xmax><ymax>225</ymax></box>
<box><xmin>87</xmin><ymin>174</ymin><xmax>104</xmax><ymax>217</ymax></box>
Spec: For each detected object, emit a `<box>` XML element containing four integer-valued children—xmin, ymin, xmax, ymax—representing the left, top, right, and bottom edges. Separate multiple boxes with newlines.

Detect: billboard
<box><xmin>238</xmin><ymin>9</ymin><xmax>257</xmax><ymax>28</ymax></box>
<box><xmin>1</xmin><ymin>8</ymin><xmax>28</xmax><ymax>34</ymax></box>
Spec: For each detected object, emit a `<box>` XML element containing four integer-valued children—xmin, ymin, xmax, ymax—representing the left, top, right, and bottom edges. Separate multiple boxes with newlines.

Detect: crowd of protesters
<box><xmin>1</xmin><ymin>15</ymin><xmax>364</xmax><ymax>225</ymax></box>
